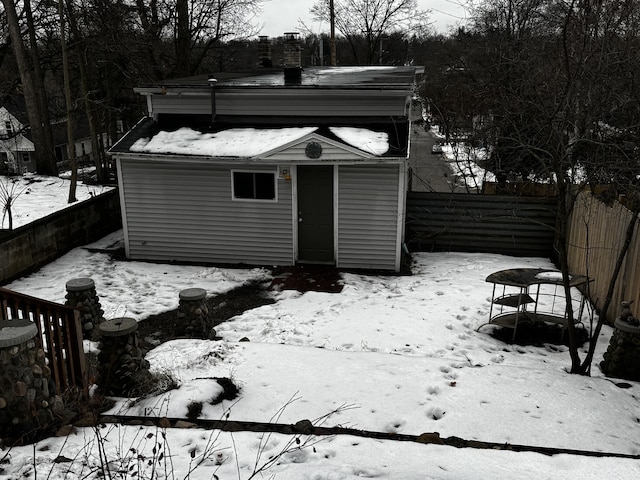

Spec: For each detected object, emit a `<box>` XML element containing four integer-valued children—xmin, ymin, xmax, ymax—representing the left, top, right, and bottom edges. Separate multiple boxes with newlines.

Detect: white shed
<box><xmin>109</xmin><ymin>66</ymin><xmax>422</xmax><ymax>272</ymax></box>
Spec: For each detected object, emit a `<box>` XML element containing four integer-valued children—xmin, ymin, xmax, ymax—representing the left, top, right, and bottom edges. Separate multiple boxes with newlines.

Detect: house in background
<box><xmin>0</xmin><ymin>95</ymin><xmax>108</xmax><ymax>175</ymax></box>
<box><xmin>109</xmin><ymin>40</ymin><xmax>422</xmax><ymax>271</ymax></box>
<box><xmin>0</xmin><ymin>95</ymin><xmax>35</xmax><ymax>174</ymax></box>
<box><xmin>51</xmin><ymin>113</ymin><xmax>108</xmax><ymax>172</ymax></box>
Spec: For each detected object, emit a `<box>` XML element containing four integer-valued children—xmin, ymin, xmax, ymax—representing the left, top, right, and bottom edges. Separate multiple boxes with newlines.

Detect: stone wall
<box><xmin>0</xmin><ymin>320</ymin><xmax>63</xmax><ymax>443</ymax></box>
<box><xmin>0</xmin><ymin>189</ymin><xmax>121</xmax><ymax>285</ymax></box>
<box><xmin>97</xmin><ymin>318</ymin><xmax>151</xmax><ymax>396</ymax></box>
<box><xmin>600</xmin><ymin>318</ymin><xmax>640</xmax><ymax>381</ymax></box>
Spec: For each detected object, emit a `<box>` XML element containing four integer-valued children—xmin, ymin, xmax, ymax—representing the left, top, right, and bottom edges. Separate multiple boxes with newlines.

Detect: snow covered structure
<box><xmin>108</xmin><ymin>66</ymin><xmax>423</xmax><ymax>272</ymax></box>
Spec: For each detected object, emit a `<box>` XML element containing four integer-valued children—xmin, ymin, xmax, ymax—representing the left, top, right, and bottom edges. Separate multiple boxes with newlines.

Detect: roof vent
<box><xmin>283</xmin><ymin>32</ymin><xmax>302</xmax><ymax>85</ymax></box>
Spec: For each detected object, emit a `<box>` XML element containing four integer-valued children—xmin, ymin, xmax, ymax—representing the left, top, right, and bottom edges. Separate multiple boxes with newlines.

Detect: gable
<box><xmin>0</xmin><ymin>107</ymin><xmax>24</xmax><ymax>133</ymax></box>
<box><xmin>263</xmin><ymin>131</ymin><xmax>384</xmax><ymax>162</ymax></box>
<box><xmin>0</xmin><ymin>95</ymin><xmax>29</xmax><ymax>125</ymax></box>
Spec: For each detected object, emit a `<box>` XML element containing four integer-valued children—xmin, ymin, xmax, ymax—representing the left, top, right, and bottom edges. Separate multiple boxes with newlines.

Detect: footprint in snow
<box><xmin>491</xmin><ymin>354</ymin><xmax>505</xmax><ymax>363</ymax></box>
<box><xmin>280</xmin><ymin>448</ymin><xmax>310</xmax><ymax>464</ymax></box>
<box><xmin>384</xmin><ymin>419</ymin><xmax>406</xmax><ymax>433</ymax></box>
<box><xmin>426</xmin><ymin>406</ymin><xmax>446</xmax><ymax>420</ymax></box>
<box><xmin>427</xmin><ymin>385</ymin><xmax>441</xmax><ymax>396</ymax></box>
<box><xmin>444</xmin><ymin>371</ymin><xmax>458</xmax><ymax>380</ymax></box>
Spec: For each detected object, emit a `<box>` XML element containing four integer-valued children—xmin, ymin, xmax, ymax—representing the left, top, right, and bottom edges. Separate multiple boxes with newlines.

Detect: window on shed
<box><xmin>232</xmin><ymin>171</ymin><xmax>276</xmax><ymax>200</ymax></box>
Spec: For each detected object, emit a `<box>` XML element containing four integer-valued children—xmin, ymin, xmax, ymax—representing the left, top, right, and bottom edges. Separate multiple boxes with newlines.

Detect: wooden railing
<box><xmin>0</xmin><ymin>287</ymin><xmax>87</xmax><ymax>393</ymax></box>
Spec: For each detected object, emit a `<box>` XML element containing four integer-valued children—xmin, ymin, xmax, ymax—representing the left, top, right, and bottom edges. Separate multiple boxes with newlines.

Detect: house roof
<box><xmin>113</xmin><ymin>66</ymin><xmax>420</xmax><ymax>160</ymax></box>
<box><xmin>136</xmin><ymin>66</ymin><xmax>423</xmax><ymax>92</ymax></box>
<box><xmin>0</xmin><ymin>94</ymin><xmax>30</xmax><ymax>125</ymax></box>
<box><xmin>50</xmin><ymin>113</ymin><xmax>93</xmax><ymax>146</ymax></box>
<box><xmin>109</xmin><ymin>116</ymin><xmax>409</xmax><ymax>158</ymax></box>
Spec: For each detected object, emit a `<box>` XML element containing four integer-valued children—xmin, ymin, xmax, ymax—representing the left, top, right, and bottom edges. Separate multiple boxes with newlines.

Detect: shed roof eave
<box><xmin>110</xmin><ymin>152</ymin><xmax>251</xmax><ymax>164</ymax></box>
<box><xmin>107</xmin><ymin>117</ymin><xmax>151</xmax><ymax>154</ymax></box>
<box><xmin>133</xmin><ymin>86</ymin><xmax>415</xmax><ymax>96</ymax></box>
<box><xmin>108</xmin><ymin>151</ymin><xmax>407</xmax><ymax>165</ymax></box>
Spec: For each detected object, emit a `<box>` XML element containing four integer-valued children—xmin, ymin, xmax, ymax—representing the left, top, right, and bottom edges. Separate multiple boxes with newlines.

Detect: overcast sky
<box><xmin>258</xmin><ymin>0</ymin><xmax>469</xmax><ymax>38</ymax></box>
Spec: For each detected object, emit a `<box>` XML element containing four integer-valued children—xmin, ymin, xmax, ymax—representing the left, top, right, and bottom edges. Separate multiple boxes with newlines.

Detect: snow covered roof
<box><xmin>110</xmin><ymin>117</ymin><xmax>409</xmax><ymax>159</ymax></box>
<box><xmin>129</xmin><ymin>126</ymin><xmax>390</xmax><ymax>157</ymax></box>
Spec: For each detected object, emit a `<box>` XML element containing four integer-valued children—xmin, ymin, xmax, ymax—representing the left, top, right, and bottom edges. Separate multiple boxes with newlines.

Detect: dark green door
<box><xmin>297</xmin><ymin>165</ymin><xmax>334</xmax><ymax>264</ymax></box>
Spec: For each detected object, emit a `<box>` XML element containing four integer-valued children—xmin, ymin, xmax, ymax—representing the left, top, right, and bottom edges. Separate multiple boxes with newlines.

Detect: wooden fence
<box><xmin>0</xmin><ymin>287</ymin><xmax>86</xmax><ymax>393</ymax></box>
<box><xmin>406</xmin><ymin>192</ymin><xmax>558</xmax><ymax>258</ymax></box>
<box><xmin>566</xmin><ymin>192</ymin><xmax>640</xmax><ymax>321</ymax></box>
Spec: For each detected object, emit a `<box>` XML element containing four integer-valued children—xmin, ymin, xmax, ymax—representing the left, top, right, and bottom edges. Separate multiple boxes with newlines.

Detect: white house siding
<box><xmin>0</xmin><ymin>108</ymin><xmax>35</xmax><ymax>173</ymax></box>
<box><xmin>151</xmin><ymin>92</ymin><xmax>407</xmax><ymax>117</ymax></box>
<box><xmin>267</xmin><ymin>138</ymin><xmax>365</xmax><ymax>162</ymax></box>
<box><xmin>118</xmin><ymin>159</ymin><xmax>294</xmax><ymax>265</ymax></box>
<box><xmin>337</xmin><ymin>165</ymin><xmax>402</xmax><ymax>271</ymax></box>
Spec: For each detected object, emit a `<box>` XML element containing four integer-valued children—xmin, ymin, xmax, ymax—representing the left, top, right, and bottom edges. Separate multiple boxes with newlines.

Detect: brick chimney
<box><xmin>258</xmin><ymin>36</ymin><xmax>272</xmax><ymax>68</ymax></box>
<box><xmin>283</xmin><ymin>32</ymin><xmax>302</xmax><ymax>85</ymax></box>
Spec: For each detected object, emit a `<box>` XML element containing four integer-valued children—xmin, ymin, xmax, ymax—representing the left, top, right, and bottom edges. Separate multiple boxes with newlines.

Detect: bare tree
<box><xmin>462</xmin><ymin>0</ymin><xmax>640</xmax><ymax>374</ymax></box>
<box><xmin>58</xmin><ymin>0</ymin><xmax>77</xmax><ymax>203</ymax></box>
<box><xmin>311</xmin><ymin>0</ymin><xmax>430</xmax><ymax>64</ymax></box>
<box><xmin>136</xmin><ymin>0</ymin><xmax>264</xmax><ymax>78</ymax></box>
<box><xmin>1</xmin><ymin>0</ymin><xmax>57</xmax><ymax>175</ymax></box>
<box><xmin>0</xmin><ymin>176</ymin><xmax>29</xmax><ymax>230</ymax></box>
<box><xmin>63</xmin><ymin>0</ymin><xmax>106</xmax><ymax>183</ymax></box>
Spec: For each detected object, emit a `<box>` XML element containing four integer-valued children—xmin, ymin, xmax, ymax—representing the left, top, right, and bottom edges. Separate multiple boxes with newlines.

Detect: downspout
<box><xmin>115</xmin><ymin>157</ymin><xmax>131</xmax><ymax>259</ymax></box>
<box><xmin>209</xmin><ymin>77</ymin><xmax>217</xmax><ymax>126</ymax></box>
<box><xmin>396</xmin><ymin>160</ymin><xmax>408</xmax><ymax>272</ymax></box>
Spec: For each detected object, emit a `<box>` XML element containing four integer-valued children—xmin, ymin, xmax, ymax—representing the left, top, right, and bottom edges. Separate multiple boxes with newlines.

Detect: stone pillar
<box><xmin>176</xmin><ymin>288</ymin><xmax>214</xmax><ymax>339</ymax></box>
<box><xmin>65</xmin><ymin>277</ymin><xmax>105</xmax><ymax>340</ymax></box>
<box><xmin>600</xmin><ymin>318</ymin><xmax>640</xmax><ymax>381</ymax></box>
<box><xmin>97</xmin><ymin>318</ymin><xmax>151</xmax><ymax>396</ymax></box>
<box><xmin>0</xmin><ymin>319</ymin><xmax>63</xmax><ymax>443</ymax></box>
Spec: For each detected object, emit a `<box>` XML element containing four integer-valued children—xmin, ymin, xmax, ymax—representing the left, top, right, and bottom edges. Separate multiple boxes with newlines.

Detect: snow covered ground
<box><xmin>3</xmin><ymin>227</ymin><xmax>640</xmax><ymax>479</ymax></box>
<box><xmin>431</xmin><ymin>127</ymin><xmax>496</xmax><ymax>193</ymax></box>
<box><xmin>1</xmin><ymin>174</ymin><xmax>112</xmax><ymax>229</ymax></box>
<box><xmin>1</xmin><ymin>175</ymin><xmax>639</xmax><ymax>479</ymax></box>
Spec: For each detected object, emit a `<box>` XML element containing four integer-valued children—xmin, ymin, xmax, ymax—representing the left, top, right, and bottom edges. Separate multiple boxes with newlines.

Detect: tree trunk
<box><xmin>59</xmin><ymin>0</ymin><xmax>77</xmax><ymax>203</ymax></box>
<box><xmin>555</xmin><ymin>179</ymin><xmax>582</xmax><ymax>373</ymax></box>
<box><xmin>65</xmin><ymin>0</ymin><xmax>105</xmax><ymax>183</ymax></box>
<box><xmin>24</xmin><ymin>0</ymin><xmax>56</xmax><ymax>174</ymax></box>
<box><xmin>329</xmin><ymin>0</ymin><xmax>337</xmax><ymax>66</ymax></box>
<box><xmin>2</xmin><ymin>0</ymin><xmax>57</xmax><ymax>175</ymax></box>
<box><xmin>175</xmin><ymin>0</ymin><xmax>190</xmax><ymax>76</ymax></box>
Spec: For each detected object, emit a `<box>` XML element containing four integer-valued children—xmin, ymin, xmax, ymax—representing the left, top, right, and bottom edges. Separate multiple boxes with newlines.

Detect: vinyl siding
<box><xmin>119</xmin><ymin>159</ymin><xmax>294</xmax><ymax>265</ymax></box>
<box><xmin>151</xmin><ymin>91</ymin><xmax>407</xmax><ymax>117</ymax></box>
<box><xmin>267</xmin><ymin>139</ymin><xmax>365</xmax><ymax>162</ymax></box>
<box><xmin>338</xmin><ymin>165</ymin><xmax>401</xmax><ymax>270</ymax></box>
